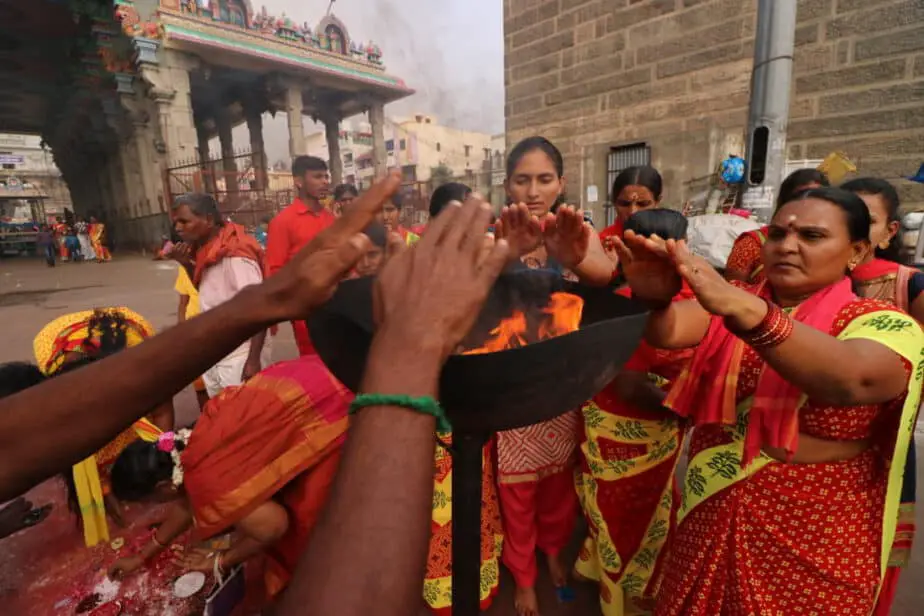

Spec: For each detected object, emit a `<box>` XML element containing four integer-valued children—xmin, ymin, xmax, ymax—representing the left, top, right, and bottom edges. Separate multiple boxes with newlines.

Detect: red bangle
<box><xmin>726</xmin><ymin>300</ymin><xmax>793</xmax><ymax>350</ymax></box>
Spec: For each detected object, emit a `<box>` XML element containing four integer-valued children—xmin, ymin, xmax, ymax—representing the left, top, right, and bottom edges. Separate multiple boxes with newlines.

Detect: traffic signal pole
<box><xmin>740</xmin><ymin>0</ymin><xmax>798</xmax><ymax>222</ymax></box>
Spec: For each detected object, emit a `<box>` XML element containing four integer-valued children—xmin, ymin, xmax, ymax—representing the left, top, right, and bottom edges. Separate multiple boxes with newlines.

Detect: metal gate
<box><xmin>164</xmin><ymin>150</ymin><xmax>292</xmax><ymax>228</ymax></box>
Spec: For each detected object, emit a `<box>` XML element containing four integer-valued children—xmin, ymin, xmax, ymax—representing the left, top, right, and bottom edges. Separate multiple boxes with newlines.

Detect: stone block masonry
<box><xmin>504</xmin><ymin>0</ymin><xmax>924</xmax><ymax>223</ymax></box>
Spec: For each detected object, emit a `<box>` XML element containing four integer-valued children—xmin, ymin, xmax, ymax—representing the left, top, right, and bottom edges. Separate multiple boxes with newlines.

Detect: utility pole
<box><xmin>740</xmin><ymin>0</ymin><xmax>798</xmax><ymax>222</ymax></box>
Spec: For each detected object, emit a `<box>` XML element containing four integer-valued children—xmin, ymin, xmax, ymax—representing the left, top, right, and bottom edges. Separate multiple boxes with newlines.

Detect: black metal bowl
<box><xmin>306</xmin><ymin>271</ymin><xmax>649</xmax><ymax>432</ymax></box>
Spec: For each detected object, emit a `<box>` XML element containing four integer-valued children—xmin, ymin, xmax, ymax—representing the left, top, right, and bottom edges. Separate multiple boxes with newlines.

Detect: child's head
<box><xmin>429</xmin><ymin>182</ymin><xmax>472</xmax><ymax>219</ymax></box>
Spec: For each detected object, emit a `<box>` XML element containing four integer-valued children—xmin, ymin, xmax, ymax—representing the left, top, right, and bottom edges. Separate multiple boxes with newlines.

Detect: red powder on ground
<box><xmin>0</xmin><ymin>479</ymin><xmax>207</xmax><ymax>615</ymax></box>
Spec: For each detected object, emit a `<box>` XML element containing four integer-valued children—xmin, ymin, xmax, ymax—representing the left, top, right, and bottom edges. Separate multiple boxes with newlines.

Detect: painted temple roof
<box><xmin>152</xmin><ymin>0</ymin><xmax>412</xmax><ymax>95</ymax></box>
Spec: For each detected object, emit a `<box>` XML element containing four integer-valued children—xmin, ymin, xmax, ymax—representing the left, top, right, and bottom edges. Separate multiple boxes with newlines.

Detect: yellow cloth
<box><xmin>72</xmin><ymin>418</ymin><xmax>162</xmax><ymax>547</ymax></box>
<box><xmin>33</xmin><ymin>308</ymin><xmax>157</xmax><ymax>546</ymax></box>
<box><xmin>174</xmin><ymin>267</ymin><xmax>201</xmax><ymax>319</ymax></box>
<box><xmin>33</xmin><ymin>307</ymin><xmax>153</xmax><ymax>376</ymax></box>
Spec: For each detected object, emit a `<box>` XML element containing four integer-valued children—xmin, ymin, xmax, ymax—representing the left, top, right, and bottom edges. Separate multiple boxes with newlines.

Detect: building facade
<box><xmin>0</xmin><ymin>133</ymin><xmax>73</xmax><ymax>216</ymax></box>
<box><xmin>504</xmin><ymin>0</ymin><xmax>924</xmax><ymax>225</ymax></box>
<box><xmin>306</xmin><ymin>114</ymin><xmax>495</xmax><ymax>190</ymax></box>
<box><xmin>1</xmin><ymin>0</ymin><xmax>411</xmax><ymax>249</ymax></box>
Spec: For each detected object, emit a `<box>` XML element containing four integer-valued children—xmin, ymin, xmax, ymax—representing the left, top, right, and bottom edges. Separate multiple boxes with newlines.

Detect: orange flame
<box><xmin>465</xmin><ymin>292</ymin><xmax>584</xmax><ymax>355</ymax></box>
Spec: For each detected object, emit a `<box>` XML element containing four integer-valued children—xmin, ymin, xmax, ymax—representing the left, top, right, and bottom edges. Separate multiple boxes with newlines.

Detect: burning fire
<box><xmin>465</xmin><ymin>292</ymin><xmax>584</xmax><ymax>354</ymax></box>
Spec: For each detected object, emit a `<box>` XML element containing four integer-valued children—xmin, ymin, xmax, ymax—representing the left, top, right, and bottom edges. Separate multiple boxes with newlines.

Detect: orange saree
<box><xmin>181</xmin><ymin>355</ymin><xmax>351</xmax><ymax>599</ymax></box>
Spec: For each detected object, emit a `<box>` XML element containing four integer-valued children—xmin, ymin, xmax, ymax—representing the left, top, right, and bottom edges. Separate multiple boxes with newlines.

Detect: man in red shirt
<box><xmin>265</xmin><ymin>156</ymin><xmax>336</xmax><ymax>355</ymax></box>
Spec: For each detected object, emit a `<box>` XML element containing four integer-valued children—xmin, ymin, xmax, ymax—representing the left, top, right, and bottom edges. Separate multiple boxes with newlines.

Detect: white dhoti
<box><xmin>202</xmin><ymin>340</ymin><xmax>272</xmax><ymax>398</ymax></box>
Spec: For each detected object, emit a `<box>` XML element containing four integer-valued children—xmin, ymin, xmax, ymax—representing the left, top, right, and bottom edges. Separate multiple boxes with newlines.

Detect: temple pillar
<box><xmin>118</xmin><ymin>139</ymin><xmax>142</xmax><ymax>218</ymax></box>
<box><xmin>369</xmin><ymin>101</ymin><xmax>387</xmax><ymax>178</ymax></box>
<box><xmin>246</xmin><ymin>108</ymin><xmax>268</xmax><ymax>191</ymax></box>
<box><xmin>131</xmin><ymin>123</ymin><xmax>159</xmax><ymax>214</ymax></box>
<box><xmin>196</xmin><ymin>121</ymin><xmax>216</xmax><ymax>193</ymax></box>
<box><xmin>216</xmin><ymin>108</ymin><xmax>238</xmax><ymax>198</ymax></box>
<box><xmin>286</xmin><ymin>83</ymin><xmax>306</xmax><ymax>159</ymax></box>
<box><xmin>324</xmin><ymin>115</ymin><xmax>343</xmax><ymax>186</ymax></box>
<box><xmin>149</xmin><ymin>49</ymin><xmax>199</xmax><ymax>165</ymax></box>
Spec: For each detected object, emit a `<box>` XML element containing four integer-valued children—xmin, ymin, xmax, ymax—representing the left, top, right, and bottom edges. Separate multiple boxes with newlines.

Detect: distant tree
<box><xmin>430</xmin><ymin>163</ymin><xmax>453</xmax><ymax>188</ymax></box>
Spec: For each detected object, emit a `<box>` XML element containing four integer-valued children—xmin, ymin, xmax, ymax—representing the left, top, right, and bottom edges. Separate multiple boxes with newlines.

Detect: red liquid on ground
<box><xmin>0</xmin><ymin>479</ymin><xmax>207</xmax><ymax>615</ymax></box>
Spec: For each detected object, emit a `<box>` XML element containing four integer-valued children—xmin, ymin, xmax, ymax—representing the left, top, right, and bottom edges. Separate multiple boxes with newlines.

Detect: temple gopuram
<box><xmin>0</xmin><ymin>0</ymin><xmax>412</xmax><ymax>248</ymax></box>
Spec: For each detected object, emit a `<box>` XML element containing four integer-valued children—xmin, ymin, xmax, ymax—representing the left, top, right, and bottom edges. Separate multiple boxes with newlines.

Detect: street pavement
<box><xmin>0</xmin><ymin>255</ymin><xmax>921</xmax><ymax>615</ymax></box>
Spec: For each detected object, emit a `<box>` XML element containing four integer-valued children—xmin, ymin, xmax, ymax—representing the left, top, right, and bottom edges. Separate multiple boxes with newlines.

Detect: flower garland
<box><xmin>156</xmin><ymin>429</ymin><xmax>192</xmax><ymax>487</ymax></box>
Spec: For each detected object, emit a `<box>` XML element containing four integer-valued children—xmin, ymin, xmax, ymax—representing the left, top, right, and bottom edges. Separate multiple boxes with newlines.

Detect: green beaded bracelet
<box><xmin>349</xmin><ymin>394</ymin><xmax>452</xmax><ymax>433</ymax></box>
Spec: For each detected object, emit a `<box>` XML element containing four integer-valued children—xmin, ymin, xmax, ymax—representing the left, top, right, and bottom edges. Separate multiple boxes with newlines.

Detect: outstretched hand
<box><xmin>261</xmin><ymin>172</ymin><xmax>402</xmax><ymax>322</ymax></box>
<box><xmin>542</xmin><ymin>205</ymin><xmax>591</xmax><ymax>269</ymax></box>
<box><xmin>666</xmin><ymin>239</ymin><xmax>748</xmax><ymax>317</ymax></box>
<box><xmin>494</xmin><ymin>203</ymin><xmax>542</xmax><ymax>258</ymax></box>
<box><xmin>374</xmin><ymin>194</ymin><xmax>510</xmax><ymax>362</ymax></box>
<box><xmin>612</xmin><ymin>231</ymin><xmax>681</xmax><ymax>303</ymax></box>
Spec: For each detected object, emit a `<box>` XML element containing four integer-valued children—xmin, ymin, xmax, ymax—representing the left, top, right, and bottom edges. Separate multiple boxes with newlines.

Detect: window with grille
<box><xmin>604</xmin><ymin>143</ymin><xmax>651</xmax><ymax>226</ymax></box>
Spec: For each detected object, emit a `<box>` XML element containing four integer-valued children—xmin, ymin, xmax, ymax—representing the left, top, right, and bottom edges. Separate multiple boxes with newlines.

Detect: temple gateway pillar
<box><xmin>246</xmin><ymin>108</ymin><xmax>268</xmax><ymax>191</ymax></box>
<box><xmin>216</xmin><ymin>108</ymin><xmax>238</xmax><ymax>198</ymax></box>
<box><xmin>151</xmin><ymin>49</ymin><xmax>199</xmax><ymax>165</ymax></box>
<box><xmin>286</xmin><ymin>83</ymin><xmax>306</xmax><ymax>159</ymax></box>
<box><xmin>324</xmin><ymin>115</ymin><xmax>343</xmax><ymax>186</ymax></box>
<box><xmin>131</xmin><ymin>122</ymin><xmax>159</xmax><ymax>215</ymax></box>
<box><xmin>195</xmin><ymin>121</ymin><xmax>216</xmax><ymax>193</ymax></box>
<box><xmin>369</xmin><ymin>101</ymin><xmax>387</xmax><ymax>178</ymax></box>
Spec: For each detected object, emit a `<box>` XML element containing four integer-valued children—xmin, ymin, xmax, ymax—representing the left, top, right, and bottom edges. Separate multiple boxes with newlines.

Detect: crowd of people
<box><xmin>0</xmin><ymin>134</ymin><xmax>921</xmax><ymax>616</ymax></box>
<box><xmin>35</xmin><ymin>215</ymin><xmax>111</xmax><ymax>266</ymax></box>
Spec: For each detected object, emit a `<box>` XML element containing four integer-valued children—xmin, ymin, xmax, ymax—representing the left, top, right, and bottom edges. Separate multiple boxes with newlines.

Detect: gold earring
<box><xmin>879</xmin><ymin>239</ymin><xmax>890</xmax><ymax>250</ymax></box>
<box><xmin>848</xmin><ymin>261</ymin><xmax>857</xmax><ymax>271</ymax></box>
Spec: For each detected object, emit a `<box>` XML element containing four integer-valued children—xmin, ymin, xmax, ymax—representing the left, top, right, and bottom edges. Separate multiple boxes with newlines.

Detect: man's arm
<box><xmin>0</xmin><ymin>286</ymin><xmax>274</xmax><ymax>500</ymax></box>
<box><xmin>277</xmin><ymin>196</ymin><xmax>509</xmax><ymax>616</ymax></box>
<box><xmin>0</xmin><ymin>173</ymin><xmax>403</xmax><ymax>502</ymax></box>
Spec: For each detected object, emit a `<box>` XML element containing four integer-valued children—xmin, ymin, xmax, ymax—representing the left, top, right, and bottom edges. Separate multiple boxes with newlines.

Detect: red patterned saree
<box><xmin>575</xmin><ymin>285</ymin><xmax>694</xmax><ymax>616</ymax></box>
<box><xmin>655</xmin><ymin>284</ymin><xmax>923</xmax><ymax>615</ymax></box>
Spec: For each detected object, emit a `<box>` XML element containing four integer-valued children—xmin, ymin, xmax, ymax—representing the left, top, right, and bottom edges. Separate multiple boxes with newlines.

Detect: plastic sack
<box><xmin>686</xmin><ymin>213</ymin><xmax>762</xmax><ymax>269</ymax></box>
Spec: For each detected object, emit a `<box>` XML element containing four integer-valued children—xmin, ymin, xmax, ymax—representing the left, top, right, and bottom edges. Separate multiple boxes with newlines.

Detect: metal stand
<box><xmin>449</xmin><ymin>431</ymin><xmax>491</xmax><ymax>616</ymax></box>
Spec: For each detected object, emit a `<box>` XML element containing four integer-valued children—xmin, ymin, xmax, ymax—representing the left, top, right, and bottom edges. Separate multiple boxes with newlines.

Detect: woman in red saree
<box><xmin>844</xmin><ymin>177</ymin><xmax>924</xmax><ymax>615</ymax></box>
<box><xmin>107</xmin><ymin>353</ymin><xmax>503</xmax><ymax>614</ymax></box>
<box><xmin>599</xmin><ymin>166</ymin><xmax>663</xmax><ymax>245</ymax></box>
<box><xmin>574</xmin><ymin>208</ymin><xmax>694</xmax><ymax>616</ymax></box>
<box><xmin>724</xmin><ymin>168</ymin><xmax>829</xmax><ymax>283</ymax></box>
<box><xmin>614</xmin><ymin>187</ymin><xmax>923</xmax><ymax>615</ymax></box>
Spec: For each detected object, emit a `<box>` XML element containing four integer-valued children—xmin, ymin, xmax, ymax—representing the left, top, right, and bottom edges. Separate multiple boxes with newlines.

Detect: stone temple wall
<box><xmin>503</xmin><ymin>0</ymin><xmax>924</xmax><ymax>222</ymax></box>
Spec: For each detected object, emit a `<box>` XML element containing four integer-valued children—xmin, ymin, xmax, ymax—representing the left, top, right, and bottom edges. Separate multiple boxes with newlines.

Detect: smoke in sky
<box><xmin>233</xmin><ymin>0</ymin><xmax>505</xmax><ymax>164</ymax></box>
